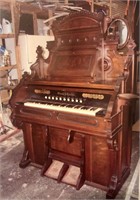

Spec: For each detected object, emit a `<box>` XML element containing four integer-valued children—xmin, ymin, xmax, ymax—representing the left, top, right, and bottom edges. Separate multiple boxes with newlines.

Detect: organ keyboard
<box><xmin>10</xmin><ymin>10</ymin><xmax>137</xmax><ymax>199</ymax></box>
<box><xmin>24</xmin><ymin>102</ymin><xmax>103</xmax><ymax>116</ymax></box>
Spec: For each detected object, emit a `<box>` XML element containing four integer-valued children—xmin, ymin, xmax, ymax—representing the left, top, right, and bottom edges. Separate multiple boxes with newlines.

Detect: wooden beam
<box><xmin>91</xmin><ymin>0</ymin><xmax>94</xmax><ymax>13</ymax></box>
<box><xmin>125</xmin><ymin>0</ymin><xmax>130</xmax><ymax>16</ymax></box>
<box><xmin>109</xmin><ymin>0</ymin><xmax>112</xmax><ymax>17</ymax></box>
<box><xmin>47</xmin><ymin>9</ymin><xmax>54</xmax><ymax>36</ymax></box>
<box><xmin>64</xmin><ymin>0</ymin><xmax>68</xmax><ymax>4</ymax></box>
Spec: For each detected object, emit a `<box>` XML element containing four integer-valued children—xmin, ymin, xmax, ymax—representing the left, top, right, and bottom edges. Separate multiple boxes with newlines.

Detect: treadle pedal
<box><xmin>61</xmin><ymin>165</ymin><xmax>81</xmax><ymax>186</ymax></box>
<box><xmin>44</xmin><ymin>160</ymin><xmax>84</xmax><ymax>189</ymax></box>
<box><xmin>44</xmin><ymin>160</ymin><xmax>64</xmax><ymax>179</ymax></box>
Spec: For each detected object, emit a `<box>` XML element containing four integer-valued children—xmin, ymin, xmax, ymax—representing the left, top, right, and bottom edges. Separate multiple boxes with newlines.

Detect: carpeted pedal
<box><xmin>44</xmin><ymin>160</ymin><xmax>64</xmax><ymax>179</ymax></box>
<box><xmin>61</xmin><ymin>165</ymin><xmax>81</xmax><ymax>186</ymax></box>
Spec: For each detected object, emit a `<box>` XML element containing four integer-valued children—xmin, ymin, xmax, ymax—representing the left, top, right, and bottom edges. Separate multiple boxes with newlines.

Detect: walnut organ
<box><xmin>10</xmin><ymin>11</ymin><xmax>137</xmax><ymax>199</ymax></box>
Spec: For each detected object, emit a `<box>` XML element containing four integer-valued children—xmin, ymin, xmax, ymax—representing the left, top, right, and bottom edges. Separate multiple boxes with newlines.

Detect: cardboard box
<box><xmin>0</xmin><ymin>89</ymin><xmax>9</xmax><ymax>103</ymax></box>
<box><xmin>0</xmin><ymin>71</ymin><xmax>8</xmax><ymax>87</ymax></box>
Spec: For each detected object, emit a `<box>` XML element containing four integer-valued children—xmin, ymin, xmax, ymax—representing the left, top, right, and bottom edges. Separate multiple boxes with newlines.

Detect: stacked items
<box><xmin>0</xmin><ymin>45</ymin><xmax>11</xmax><ymax>67</ymax></box>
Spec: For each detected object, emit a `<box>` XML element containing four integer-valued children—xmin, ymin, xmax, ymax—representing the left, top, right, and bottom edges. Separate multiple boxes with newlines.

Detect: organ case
<box><xmin>10</xmin><ymin>11</ymin><xmax>137</xmax><ymax>199</ymax></box>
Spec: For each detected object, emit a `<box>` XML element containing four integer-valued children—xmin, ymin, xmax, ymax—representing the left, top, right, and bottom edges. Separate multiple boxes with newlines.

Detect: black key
<box><xmin>59</xmin><ymin>104</ymin><xmax>67</xmax><ymax>107</ymax></box>
<box><xmin>74</xmin><ymin>105</ymin><xmax>83</xmax><ymax>109</ymax></box>
<box><xmin>89</xmin><ymin>107</ymin><xmax>98</xmax><ymax>111</ymax></box>
<box><xmin>66</xmin><ymin>104</ymin><xmax>75</xmax><ymax>108</ymax></box>
<box><xmin>80</xmin><ymin>106</ymin><xmax>89</xmax><ymax>110</ymax></box>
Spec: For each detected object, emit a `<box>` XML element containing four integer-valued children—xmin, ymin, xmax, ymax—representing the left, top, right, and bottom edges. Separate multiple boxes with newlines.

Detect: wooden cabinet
<box><xmin>19</xmin><ymin>123</ymin><xmax>48</xmax><ymax>167</ymax></box>
<box><xmin>0</xmin><ymin>0</ymin><xmax>21</xmax><ymax>104</ymax></box>
<box><xmin>17</xmin><ymin>116</ymin><xmax>132</xmax><ymax>197</ymax></box>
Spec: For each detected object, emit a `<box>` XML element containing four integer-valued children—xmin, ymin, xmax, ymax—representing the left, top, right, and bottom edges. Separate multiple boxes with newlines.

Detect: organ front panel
<box><xmin>9</xmin><ymin>10</ymin><xmax>137</xmax><ymax>199</ymax></box>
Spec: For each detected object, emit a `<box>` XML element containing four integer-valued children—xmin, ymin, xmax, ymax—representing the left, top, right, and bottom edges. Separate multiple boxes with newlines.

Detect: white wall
<box><xmin>18</xmin><ymin>34</ymin><xmax>54</xmax><ymax>74</ymax></box>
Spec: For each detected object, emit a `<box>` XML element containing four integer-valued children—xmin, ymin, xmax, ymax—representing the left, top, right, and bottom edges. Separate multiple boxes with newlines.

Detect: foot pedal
<box><xmin>61</xmin><ymin>165</ymin><xmax>81</xmax><ymax>186</ymax></box>
<box><xmin>44</xmin><ymin>160</ymin><xmax>64</xmax><ymax>179</ymax></box>
<box><xmin>44</xmin><ymin>161</ymin><xmax>84</xmax><ymax>189</ymax></box>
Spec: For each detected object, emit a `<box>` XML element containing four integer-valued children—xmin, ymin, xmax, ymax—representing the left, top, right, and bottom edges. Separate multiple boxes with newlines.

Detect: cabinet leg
<box><xmin>19</xmin><ymin>148</ymin><xmax>31</xmax><ymax>168</ymax></box>
<box><xmin>106</xmin><ymin>191</ymin><xmax>116</xmax><ymax>199</ymax></box>
<box><xmin>106</xmin><ymin>175</ymin><xmax>118</xmax><ymax>199</ymax></box>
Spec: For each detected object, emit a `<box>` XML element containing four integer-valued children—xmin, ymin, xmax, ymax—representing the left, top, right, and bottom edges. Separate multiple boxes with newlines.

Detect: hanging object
<box><xmin>2</xmin><ymin>18</ymin><xmax>12</xmax><ymax>34</ymax></box>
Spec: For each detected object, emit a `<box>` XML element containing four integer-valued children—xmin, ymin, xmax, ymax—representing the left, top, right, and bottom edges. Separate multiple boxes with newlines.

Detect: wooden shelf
<box><xmin>0</xmin><ymin>34</ymin><xmax>14</xmax><ymax>39</ymax></box>
<box><xmin>0</xmin><ymin>0</ymin><xmax>22</xmax><ymax>109</ymax></box>
<box><xmin>0</xmin><ymin>84</ymin><xmax>17</xmax><ymax>90</ymax></box>
<box><xmin>0</xmin><ymin>65</ymin><xmax>16</xmax><ymax>71</ymax></box>
<box><xmin>0</xmin><ymin>1</ymin><xmax>11</xmax><ymax>10</ymax></box>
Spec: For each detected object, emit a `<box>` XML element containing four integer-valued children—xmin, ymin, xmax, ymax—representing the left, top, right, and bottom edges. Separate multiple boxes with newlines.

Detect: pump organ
<box><xmin>10</xmin><ymin>10</ymin><xmax>137</xmax><ymax>199</ymax></box>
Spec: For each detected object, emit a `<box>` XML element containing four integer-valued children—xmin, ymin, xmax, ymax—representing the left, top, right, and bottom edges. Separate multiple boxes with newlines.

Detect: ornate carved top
<box><xmin>26</xmin><ymin>10</ymin><xmax>135</xmax><ymax>91</ymax></box>
<box><xmin>52</xmin><ymin>10</ymin><xmax>104</xmax><ymax>35</ymax></box>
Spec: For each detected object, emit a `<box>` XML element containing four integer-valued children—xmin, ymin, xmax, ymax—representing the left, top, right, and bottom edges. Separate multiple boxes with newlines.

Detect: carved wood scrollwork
<box><xmin>30</xmin><ymin>45</ymin><xmax>50</xmax><ymax>79</ymax></box>
<box><xmin>98</xmin><ymin>57</ymin><xmax>112</xmax><ymax>72</ymax></box>
<box><xmin>104</xmin><ymin>58</ymin><xmax>111</xmax><ymax>71</ymax></box>
<box><xmin>107</xmin><ymin>138</ymin><xmax>119</xmax><ymax>151</ymax></box>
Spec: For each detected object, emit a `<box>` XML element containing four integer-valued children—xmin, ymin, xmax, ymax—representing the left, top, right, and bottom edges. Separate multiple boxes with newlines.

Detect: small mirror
<box><xmin>107</xmin><ymin>18</ymin><xmax>129</xmax><ymax>49</ymax></box>
<box><xmin>117</xmin><ymin>19</ymin><xmax>128</xmax><ymax>48</ymax></box>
